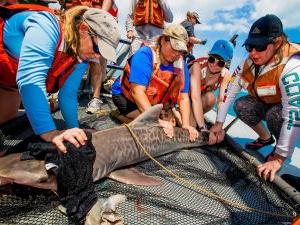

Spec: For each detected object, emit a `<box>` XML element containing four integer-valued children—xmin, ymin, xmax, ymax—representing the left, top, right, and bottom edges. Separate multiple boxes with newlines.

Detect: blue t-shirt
<box><xmin>112</xmin><ymin>46</ymin><xmax>190</xmax><ymax>96</ymax></box>
<box><xmin>3</xmin><ymin>11</ymin><xmax>88</xmax><ymax>135</ymax></box>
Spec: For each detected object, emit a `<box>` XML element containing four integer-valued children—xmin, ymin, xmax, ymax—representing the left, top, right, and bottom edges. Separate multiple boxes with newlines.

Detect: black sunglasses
<box><xmin>208</xmin><ymin>55</ymin><xmax>225</xmax><ymax>68</ymax></box>
<box><xmin>92</xmin><ymin>40</ymin><xmax>100</xmax><ymax>54</ymax></box>
<box><xmin>245</xmin><ymin>40</ymin><xmax>274</xmax><ymax>53</ymax></box>
<box><xmin>88</xmin><ymin>31</ymin><xmax>100</xmax><ymax>54</ymax></box>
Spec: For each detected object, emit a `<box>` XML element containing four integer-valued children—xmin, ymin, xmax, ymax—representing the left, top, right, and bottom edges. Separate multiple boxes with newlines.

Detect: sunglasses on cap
<box><xmin>208</xmin><ymin>55</ymin><xmax>225</xmax><ymax>68</ymax></box>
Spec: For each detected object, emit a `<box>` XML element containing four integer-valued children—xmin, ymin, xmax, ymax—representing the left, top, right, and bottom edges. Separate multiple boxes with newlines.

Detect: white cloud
<box><xmin>251</xmin><ymin>0</ymin><xmax>300</xmax><ymax>28</ymax></box>
<box><xmin>115</xmin><ymin>0</ymin><xmax>250</xmax><ymax>35</ymax></box>
<box><xmin>114</xmin><ymin>0</ymin><xmax>300</xmax><ymax>37</ymax></box>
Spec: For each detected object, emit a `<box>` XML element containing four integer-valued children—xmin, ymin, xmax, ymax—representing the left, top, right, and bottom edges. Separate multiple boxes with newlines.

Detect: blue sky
<box><xmin>115</xmin><ymin>0</ymin><xmax>300</xmax><ymax>71</ymax></box>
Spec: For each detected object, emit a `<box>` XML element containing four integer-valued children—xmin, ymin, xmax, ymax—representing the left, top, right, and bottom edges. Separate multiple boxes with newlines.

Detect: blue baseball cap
<box><xmin>209</xmin><ymin>40</ymin><xmax>234</xmax><ymax>61</ymax></box>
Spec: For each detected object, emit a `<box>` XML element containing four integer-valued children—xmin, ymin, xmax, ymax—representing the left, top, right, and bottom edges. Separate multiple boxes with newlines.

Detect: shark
<box><xmin>0</xmin><ymin>104</ymin><xmax>209</xmax><ymax>190</ymax></box>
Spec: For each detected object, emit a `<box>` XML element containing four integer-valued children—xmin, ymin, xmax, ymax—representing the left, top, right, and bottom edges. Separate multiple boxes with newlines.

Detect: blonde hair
<box><xmin>272</xmin><ymin>34</ymin><xmax>288</xmax><ymax>66</ymax></box>
<box><xmin>59</xmin><ymin>6</ymin><xmax>89</xmax><ymax>55</ymax></box>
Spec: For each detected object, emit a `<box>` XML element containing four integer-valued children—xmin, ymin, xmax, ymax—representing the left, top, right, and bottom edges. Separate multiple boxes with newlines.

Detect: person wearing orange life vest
<box><xmin>210</xmin><ymin>14</ymin><xmax>300</xmax><ymax>181</ymax></box>
<box><xmin>0</xmin><ymin>5</ymin><xmax>120</xmax><ymax>152</ymax></box>
<box><xmin>112</xmin><ymin>24</ymin><xmax>199</xmax><ymax>141</ymax></box>
<box><xmin>126</xmin><ymin>0</ymin><xmax>173</xmax><ymax>56</ymax></box>
<box><xmin>61</xmin><ymin>0</ymin><xmax>119</xmax><ymax>114</ymax></box>
<box><xmin>173</xmin><ymin>40</ymin><xmax>233</xmax><ymax>145</ymax></box>
<box><xmin>63</xmin><ymin>0</ymin><xmax>118</xmax><ymax>17</ymax></box>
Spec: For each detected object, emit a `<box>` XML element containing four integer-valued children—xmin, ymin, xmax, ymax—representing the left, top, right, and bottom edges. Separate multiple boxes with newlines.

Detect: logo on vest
<box><xmin>251</xmin><ymin>27</ymin><xmax>261</xmax><ymax>34</ymax></box>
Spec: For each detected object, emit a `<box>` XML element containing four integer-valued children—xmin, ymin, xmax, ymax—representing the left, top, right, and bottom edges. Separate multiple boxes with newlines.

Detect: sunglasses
<box><xmin>88</xmin><ymin>30</ymin><xmax>100</xmax><ymax>54</ymax></box>
<box><xmin>208</xmin><ymin>55</ymin><xmax>225</xmax><ymax>68</ymax></box>
<box><xmin>245</xmin><ymin>41</ymin><xmax>274</xmax><ymax>53</ymax></box>
<box><xmin>92</xmin><ymin>40</ymin><xmax>100</xmax><ymax>54</ymax></box>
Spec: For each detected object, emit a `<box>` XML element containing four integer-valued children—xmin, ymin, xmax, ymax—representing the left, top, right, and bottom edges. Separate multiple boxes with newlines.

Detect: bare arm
<box><xmin>125</xmin><ymin>0</ymin><xmax>135</xmax><ymax>33</ymax></box>
<box><xmin>179</xmin><ymin>93</ymin><xmax>191</xmax><ymax>127</ymax></box>
<box><xmin>101</xmin><ymin>0</ymin><xmax>113</xmax><ymax>11</ymax></box>
<box><xmin>179</xmin><ymin>93</ymin><xmax>199</xmax><ymax>141</ymax></box>
<box><xmin>190</xmin><ymin>63</ymin><xmax>205</xmax><ymax>128</ymax></box>
<box><xmin>189</xmin><ymin>36</ymin><xmax>204</xmax><ymax>45</ymax></box>
<box><xmin>130</xmin><ymin>84</ymin><xmax>152</xmax><ymax>112</ymax></box>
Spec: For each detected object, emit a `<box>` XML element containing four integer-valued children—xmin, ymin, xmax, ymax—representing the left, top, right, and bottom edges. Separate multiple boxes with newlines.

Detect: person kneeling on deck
<box><xmin>0</xmin><ymin>5</ymin><xmax>120</xmax><ymax>152</ymax></box>
<box><xmin>112</xmin><ymin>24</ymin><xmax>198</xmax><ymax>141</ymax></box>
<box><xmin>174</xmin><ymin>40</ymin><xmax>234</xmax><ymax>145</ymax></box>
<box><xmin>210</xmin><ymin>14</ymin><xmax>300</xmax><ymax>181</ymax></box>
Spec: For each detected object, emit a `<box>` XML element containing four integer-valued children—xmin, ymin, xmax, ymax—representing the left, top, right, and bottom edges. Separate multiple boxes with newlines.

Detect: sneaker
<box><xmin>245</xmin><ymin>136</ymin><xmax>275</xmax><ymax>150</ymax></box>
<box><xmin>86</xmin><ymin>98</ymin><xmax>103</xmax><ymax>114</ymax></box>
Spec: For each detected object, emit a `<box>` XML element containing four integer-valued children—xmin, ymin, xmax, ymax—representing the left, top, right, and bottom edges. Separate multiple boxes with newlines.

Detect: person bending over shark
<box><xmin>112</xmin><ymin>24</ymin><xmax>198</xmax><ymax>141</ymax></box>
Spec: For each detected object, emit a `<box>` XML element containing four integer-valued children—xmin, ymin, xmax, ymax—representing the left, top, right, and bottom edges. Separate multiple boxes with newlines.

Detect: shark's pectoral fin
<box><xmin>16</xmin><ymin>175</ymin><xmax>57</xmax><ymax>191</ymax></box>
<box><xmin>108</xmin><ymin>167</ymin><xmax>162</xmax><ymax>186</ymax></box>
<box><xmin>0</xmin><ymin>153</ymin><xmax>55</xmax><ymax>190</ymax></box>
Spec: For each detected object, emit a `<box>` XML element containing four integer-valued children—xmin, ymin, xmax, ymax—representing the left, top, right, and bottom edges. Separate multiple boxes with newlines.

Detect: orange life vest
<box><xmin>65</xmin><ymin>0</ymin><xmax>118</xmax><ymax>17</ymax></box>
<box><xmin>240</xmin><ymin>42</ymin><xmax>300</xmax><ymax>104</ymax></box>
<box><xmin>0</xmin><ymin>4</ymin><xmax>78</xmax><ymax>93</ymax></box>
<box><xmin>190</xmin><ymin>57</ymin><xmax>224</xmax><ymax>92</ymax></box>
<box><xmin>292</xmin><ymin>215</ymin><xmax>300</xmax><ymax>225</ymax></box>
<box><xmin>133</xmin><ymin>0</ymin><xmax>164</xmax><ymax>28</ymax></box>
<box><xmin>121</xmin><ymin>46</ymin><xmax>184</xmax><ymax>109</ymax></box>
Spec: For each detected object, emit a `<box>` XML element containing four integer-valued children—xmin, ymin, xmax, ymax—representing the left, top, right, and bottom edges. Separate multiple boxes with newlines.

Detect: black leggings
<box><xmin>233</xmin><ymin>95</ymin><xmax>283</xmax><ymax>139</ymax></box>
<box><xmin>112</xmin><ymin>94</ymin><xmax>138</xmax><ymax>115</ymax></box>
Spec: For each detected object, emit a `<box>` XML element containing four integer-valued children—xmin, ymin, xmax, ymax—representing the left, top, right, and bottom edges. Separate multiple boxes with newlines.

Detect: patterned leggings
<box><xmin>233</xmin><ymin>95</ymin><xmax>283</xmax><ymax>139</ymax></box>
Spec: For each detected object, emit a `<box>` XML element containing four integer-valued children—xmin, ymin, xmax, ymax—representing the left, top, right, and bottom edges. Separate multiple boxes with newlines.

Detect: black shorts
<box><xmin>112</xmin><ymin>94</ymin><xmax>138</xmax><ymax>115</ymax></box>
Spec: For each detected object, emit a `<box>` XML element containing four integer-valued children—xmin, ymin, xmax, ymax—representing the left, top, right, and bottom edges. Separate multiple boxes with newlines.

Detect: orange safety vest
<box><xmin>65</xmin><ymin>0</ymin><xmax>118</xmax><ymax>17</ymax></box>
<box><xmin>121</xmin><ymin>46</ymin><xmax>184</xmax><ymax>109</ymax></box>
<box><xmin>0</xmin><ymin>4</ymin><xmax>78</xmax><ymax>93</ymax></box>
<box><xmin>190</xmin><ymin>57</ymin><xmax>224</xmax><ymax>92</ymax></box>
<box><xmin>240</xmin><ymin>42</ymin><xmax>300</xmax><ymax>104</ymax></box>
<box><xmin>133</xmin><ymin>0</ymin><xmax>164</xmax><ymax>28</ymax></box>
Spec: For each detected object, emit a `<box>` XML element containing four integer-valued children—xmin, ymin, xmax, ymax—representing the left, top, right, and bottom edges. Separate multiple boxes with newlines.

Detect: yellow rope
<box><xmin>124</xmin><ymin>124</ymin><xmax>293</xmax><ymax>218</ymax></box>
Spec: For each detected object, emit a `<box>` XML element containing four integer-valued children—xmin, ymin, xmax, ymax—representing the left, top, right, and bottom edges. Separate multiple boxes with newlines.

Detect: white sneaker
<box><xmin>86</xmin><ymin>98</ymin><xmax>103</xmax><ymax>114</ymax></box>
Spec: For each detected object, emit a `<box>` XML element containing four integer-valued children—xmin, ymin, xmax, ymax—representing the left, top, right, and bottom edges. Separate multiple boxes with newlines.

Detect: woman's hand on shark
<box><xmin>183</xmin><ymin>125</ymin><xmax>199</xmax><ymax>142</ymax></box>
<box><xmin>209</xmin><ymin>122</ymin><xmax>225</xmax><ymax>144</ymax></box>
<box><xmin>158</xmin><ymin>119</ymin><xmax>174</xmax><ymax>138</ymax></box>
<box><xmin>208</xmin><ymin>132</ymin><xmax>217</xmax><ymax>145</ymax></box>
<box><xmin>51</xmin><ymin>128</ymin><xmax>88</xmax><ymax>153</ymax></box>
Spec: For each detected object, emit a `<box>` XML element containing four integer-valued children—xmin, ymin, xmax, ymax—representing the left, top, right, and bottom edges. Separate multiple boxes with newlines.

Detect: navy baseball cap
<box><xmin>244</xmin><ymin>14</ymin><xmax>283</xmax><ymax>47</ymax></box>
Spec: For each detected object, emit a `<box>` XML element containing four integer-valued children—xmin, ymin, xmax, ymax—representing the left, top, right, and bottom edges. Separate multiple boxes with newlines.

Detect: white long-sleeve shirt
<box><xmin>125</xmin><ymin>0</ymin><xmax>173</xmax><ymax>40</ymax></box>
<box><xmin>217</xmin><ymin>54</ymin><xmax>300</xmax><ymax>157</ymax></box>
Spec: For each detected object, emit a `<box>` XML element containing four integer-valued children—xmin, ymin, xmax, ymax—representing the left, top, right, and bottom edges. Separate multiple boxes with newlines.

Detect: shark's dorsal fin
<box><xmin>129</xmin><ymin>104</ymin><xmax>163</xmax><ymax>127</ymax></box>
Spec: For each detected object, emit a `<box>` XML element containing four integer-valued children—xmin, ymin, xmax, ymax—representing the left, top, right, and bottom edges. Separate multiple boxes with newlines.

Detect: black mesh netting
<box><xmin>0</xmin><ymin>145</ymin><xmax>298</xmax><ymax>224</ymax></box>
<box><xmin>0</xmin><ymin>97</ymin><xmax>298</xmax><ymax>224</ymax></box>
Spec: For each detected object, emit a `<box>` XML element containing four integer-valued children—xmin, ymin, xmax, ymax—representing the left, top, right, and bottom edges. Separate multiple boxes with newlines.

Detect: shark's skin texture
<box><xmin>92</xmin><ymin>104</ymin><xmax>209</xmax><ymax>181</ymax></box>
<box><xmin>0</xmin><ymin>105</ymin><xmax>208</xmax><ymax>189</ymax></box>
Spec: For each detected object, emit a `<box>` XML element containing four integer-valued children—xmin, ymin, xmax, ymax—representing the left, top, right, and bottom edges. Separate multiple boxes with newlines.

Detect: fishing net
<box><xmin>0</xmin><ymin>97</ymin><xmax>298</xmax><ymax>225</ymax></box>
